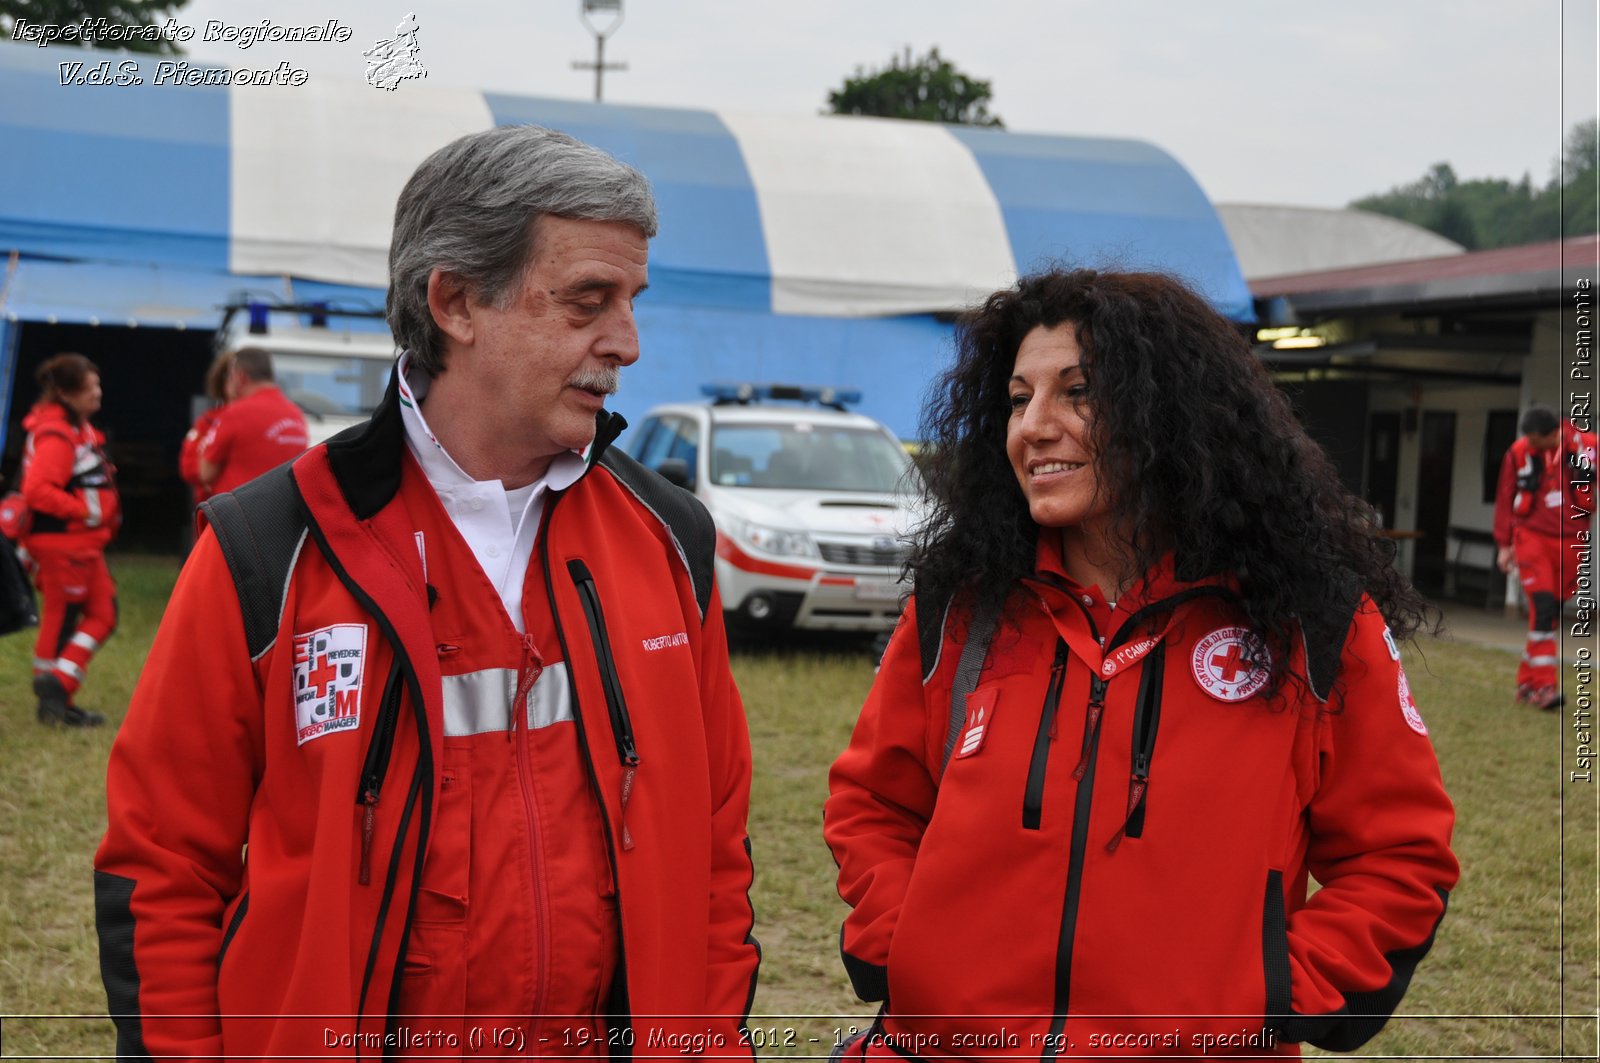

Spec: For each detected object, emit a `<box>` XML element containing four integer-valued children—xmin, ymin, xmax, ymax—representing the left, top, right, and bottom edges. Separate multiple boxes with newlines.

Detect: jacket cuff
<box><xmin>1275</xmin><ymin>887</ymin><xmax>1450</xmax><ymax>1052</ymax></box>
<box><xmin>841</xmin><ymin>929</ymin><xmax>889</xmax><ymax>1003</ymax></box>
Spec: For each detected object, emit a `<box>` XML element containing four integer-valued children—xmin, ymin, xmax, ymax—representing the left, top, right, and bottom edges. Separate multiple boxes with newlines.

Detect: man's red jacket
<box><xmin>1493</xmin><ymin>419</ymin><xmax>1596</xmax><ymax>546</ymax></box>
<box><xmin>95</xmin><ymin>384</ymin><xmax>759</xmax><ymax>1059</ymax></box>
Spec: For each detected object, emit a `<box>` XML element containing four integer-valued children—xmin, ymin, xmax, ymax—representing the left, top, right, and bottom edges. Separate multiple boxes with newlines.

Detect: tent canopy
<box><xmin>1</xmin><ymin>48</ymin><xmax>1249</xmax><ymax>437</ymax></box>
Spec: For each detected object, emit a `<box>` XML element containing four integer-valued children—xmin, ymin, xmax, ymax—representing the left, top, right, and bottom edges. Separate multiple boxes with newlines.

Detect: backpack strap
<box><xmin>197</xmin><ymin>464</ymin><xmax>308</xmax><ymax>662</ymax></box>
<box><xmin>597</xmin><ymin>447</ymin><xmax>716</xmax><ymax>621</ymax></box>
<box><xmin>1298</xmin><ymin>571</ymin><xmax>1364</xmax><ymax>703</ymax></box>
<box><xmin>916</xmin><ymin>589</ymin><xmax>1002</xmax><ymax>778</ymax></box>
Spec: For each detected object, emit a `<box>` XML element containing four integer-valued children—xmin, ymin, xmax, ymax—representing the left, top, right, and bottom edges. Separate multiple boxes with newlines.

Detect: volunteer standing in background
<box><xmin>21</xmin><ymin>353</ymin><xmax>120</xmax><ymax>728</ymax></box>
<box><xmin>179</xmin><ymin>350</ymin><xmax>233</xmax><ymax>506</ymax></box>
<box><xmin>1493</xmin><ymin>403</ymin><xmax>1596</xmax><ymax>710</ymax></box>
<box><xmin>196</xmin><ymin>346</ymin><xmax>309</xmax><ymax>495</ymax></box>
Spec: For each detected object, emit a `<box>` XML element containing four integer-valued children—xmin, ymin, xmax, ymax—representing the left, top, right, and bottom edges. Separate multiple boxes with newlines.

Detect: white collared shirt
<box><xmin>397</xmin><ymin>355</ymin><xmax>587</xmax><ymax>632</ymax></box>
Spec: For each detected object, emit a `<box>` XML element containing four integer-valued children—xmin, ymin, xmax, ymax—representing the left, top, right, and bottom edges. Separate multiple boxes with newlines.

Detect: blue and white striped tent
<box><xmin>0</xmin><ymin>47</ymin><xmax>1249</xmax><ymax>439</ymax></box>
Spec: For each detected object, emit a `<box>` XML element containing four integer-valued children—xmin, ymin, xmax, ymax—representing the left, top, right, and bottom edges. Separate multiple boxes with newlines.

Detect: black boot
<box><xmin>35</xmin><ymin>673</ymin><xmax>103</xmax><ymax>728</ymax></box>
<box><xmin>62</xmin><ymin>704</ymin><xmax>106</xmax><ymax>727</ymax></box>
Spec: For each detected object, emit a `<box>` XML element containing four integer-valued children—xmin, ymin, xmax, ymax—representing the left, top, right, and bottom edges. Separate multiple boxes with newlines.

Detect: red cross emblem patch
<box><xmin>1191</xmin><ymin>626</ymin><xmax>1270</xmax><ymax>703</ymax></box>
<box><xmin>292</xmin><ymin>624</ymin><xmax>367</xmax><ymax>746</ymax></box>
<box><xmin>1398</xmin><ymin>668</ymin><xmax>1427</xmax><ymax>735</ymax></box>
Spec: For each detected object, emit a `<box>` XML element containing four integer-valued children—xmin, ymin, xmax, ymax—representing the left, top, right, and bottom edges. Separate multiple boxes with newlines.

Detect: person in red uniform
<box><xmin>178</xmin><ymin>351</ymin><xmax>232</xmax><ymax>505</ymax></box>
<box><xmin>196</xmin><ymin>346</ymin><xmax>308</xmax><ymax>495</ymax></box>
<box><xmin>20</xmin><ymin>353</ymin><xmax>120</xmax><ymax>727</ymax></box>
<box><xmin>95</xmin><ymin>125</ymin><xmax>758</xmax><ymax>1060</ymax></box>
<box><xmin>1493</xmin><ymin>404</ymin><xmax>1597</xmax><ymax>710</ymax></box>
<box><xmin>825</xmin><ymin>270</ymin><xmax>1458</xmax><ymax>1058</ymax></box>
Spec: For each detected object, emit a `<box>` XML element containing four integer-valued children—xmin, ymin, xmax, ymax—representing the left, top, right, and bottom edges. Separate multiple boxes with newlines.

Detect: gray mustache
<box><xmin>568</xmin><ymin>366</ymin><xmax>620</xmax><ymax>395</ymax></box>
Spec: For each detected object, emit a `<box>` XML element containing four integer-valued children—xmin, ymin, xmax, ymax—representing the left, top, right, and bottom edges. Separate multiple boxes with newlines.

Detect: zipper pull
<box><xmin>617</xmin><ymin>731</ymin><xmax>641</xmax><ymax>851</ymax></box>
<box><xmin>619</xmin><ymin>763</ymin><xmax>638</xmax><ymax>851</ymax></box>
<box><xmin>358</xmin><ymin>789</ymin><xmax>378</xmax><ymax>885</ymax></box>
<box><xmin>1071</xmin><ymin>676</ymin><xmax>1108</xmax><ymax>780</ymax></box>
<box><xmin>1046</xmin><ymin>653</ymin><xmax>1067</xmax><ymax>740</ymax></box>
<box><xmin>1105</xmin><ymin>779</ymin><xmax>1148</xmax><ymax>853</ymax></box>
<box><xmin>511</xmin><ymin>634</ymin><xmax>543</xmax><ymax>741</ymax></box>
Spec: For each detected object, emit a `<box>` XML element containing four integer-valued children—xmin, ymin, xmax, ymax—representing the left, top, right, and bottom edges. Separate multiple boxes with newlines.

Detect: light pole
<box><xmin>573</xmin><ymin>0</ymin><xmax>627</xmax><ymax>103</ymax></box>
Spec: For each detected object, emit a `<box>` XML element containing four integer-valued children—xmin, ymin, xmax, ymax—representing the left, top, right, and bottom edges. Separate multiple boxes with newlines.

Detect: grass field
<box><xmin>1</xmin><ymin>553</ymin><xmax>1595</xmax><ymax>1060</ymax></box>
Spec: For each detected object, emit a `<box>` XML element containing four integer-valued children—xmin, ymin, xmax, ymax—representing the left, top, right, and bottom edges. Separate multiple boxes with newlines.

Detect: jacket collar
<box><xmin>321</xmin><ymin>360</ymin><xmax>628</xmax><ymax>522</ymax></box>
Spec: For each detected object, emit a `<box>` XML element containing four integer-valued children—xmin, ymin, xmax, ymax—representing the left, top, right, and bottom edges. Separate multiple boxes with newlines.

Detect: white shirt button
<box><xmin>486</xmin><ymin>546</ymin><xmax>500</xmax><ymax>558</ymax></box>
<box><xmin>469</xmin><ymin>497</ymin><xmax>485</xmax><ymax>512</ymax></box>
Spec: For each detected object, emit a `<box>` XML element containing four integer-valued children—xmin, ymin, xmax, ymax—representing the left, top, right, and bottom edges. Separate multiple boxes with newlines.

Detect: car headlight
<box><xmin>729</xmin><ymin>516</ymin><xmax>819</xmax><ymax>559</ymax></box>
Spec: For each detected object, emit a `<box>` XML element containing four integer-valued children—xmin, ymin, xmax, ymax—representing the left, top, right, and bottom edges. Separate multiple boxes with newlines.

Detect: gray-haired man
<box><xmin>96</xmin><ymin>126</ymin><xmax>760</xmax><ymax>1059</ymax></box>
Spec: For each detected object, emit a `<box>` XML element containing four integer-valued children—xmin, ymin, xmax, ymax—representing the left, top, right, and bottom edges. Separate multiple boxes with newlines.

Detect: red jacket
<box><xmin>19</xmin><ymin>401</ymin><xmax>118</xmax><ymax>551</ymax></box>
<box><xmin>95</xmin><ymin>382</ymin><xmax>759</xmax><ymax>1060</ymax></box>
<box><xmin>178</xmin><ymin>405</ymin><xmax>223</xmax><ymax>502</ymax></box>
<box><xmin>1493</xmin><ymin>419</ymin><xmax>1596</xmax><ymax>546</ymax></box>
<box><xmin>198</xmin><ymin>384</ymin><xmax>309</xmax><ymax>494</ymax></box>
<box><xmin>825</xmin><ymin>543</ymin><xmax>1457</xmax><ymax>1058</ymax></box>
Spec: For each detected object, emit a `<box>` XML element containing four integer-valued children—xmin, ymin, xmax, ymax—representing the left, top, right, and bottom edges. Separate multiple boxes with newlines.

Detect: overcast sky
<box><xmin>172</xmin><ymin>0</ymin><xmax>1599</xmax><ymax>209</ymax></box>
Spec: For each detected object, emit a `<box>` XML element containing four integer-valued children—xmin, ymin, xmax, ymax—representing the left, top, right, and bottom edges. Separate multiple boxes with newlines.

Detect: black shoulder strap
<box><xmin>596</xmin><ymin>447</ymin><xmax>716</xmax><ymax>621</ymax></box>
<box><xmin>1299</xmin><ymin>572</ymin><xmax>1364</xmax><ymax>703</ymax></box>
<box><xmin>915</xmin><ymin>590</ymin><xmax>1001</xmax><ymax>778</ymax></box>
<box><xmin>197</xmin><ymin>463</ymin><xmax>308</xmax><ymax>661</ymax></box>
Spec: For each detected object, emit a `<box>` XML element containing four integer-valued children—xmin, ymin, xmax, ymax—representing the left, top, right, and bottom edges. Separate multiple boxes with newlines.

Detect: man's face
<box><xmin>456</xmin><ymin>216</ymin><xmax>648</xmax><ymax>461</ymax></box>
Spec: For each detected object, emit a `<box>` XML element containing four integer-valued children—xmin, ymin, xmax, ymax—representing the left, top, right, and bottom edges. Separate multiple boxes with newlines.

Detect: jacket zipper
<box><xmin>1106</xmin><ymin>643</ymin><xmax>1166</xmax><ymax>852</ymax></box>
<box><xmin>1022</xmin><ymin>639</ymin><xmax>1069</xmax><ymax>830</ymax></box>
<box><xmin>567</xmin><ymin>558</ymin><xmax>642</xmax><ymax>850</ymax></box>
<box><xmin>539</xmin><ymin>489</ymin><xmax>634</xmax><ymax>1042</ymax></box>
<box><xmin>1042</xmin><ymin>672</ymin><xmax>1105</xmax><ymax>1061</ymax></box>
<box><xmin>509</xmin><ymin>632</ymin><xmax>553</xmax><ymax>1028</ymax></box>
<box><xmin>355</xmin><ymin>658</ymin><xmax>405</xmax><ymax>885</ymax></box>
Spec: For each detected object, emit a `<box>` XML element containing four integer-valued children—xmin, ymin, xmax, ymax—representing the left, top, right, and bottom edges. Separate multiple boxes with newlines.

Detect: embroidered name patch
<box><xmin>1398</xmin><ymin>668</ymin><xmax>1428</xmax><ymax>735</ymax></box>
<box><xmin>293</xmin><ymin>624</ymin><xmax>367</xmax><ymax>745</ymax></box>
<box><xmin>641</xmin><ymin>631</ymin><xmax>689</xmax><ymax>652</ymax></box>
<box><xmin>1191</xmin><ymin>626</ymin><xmax>1271</xmax><ymax>703</ymax></box>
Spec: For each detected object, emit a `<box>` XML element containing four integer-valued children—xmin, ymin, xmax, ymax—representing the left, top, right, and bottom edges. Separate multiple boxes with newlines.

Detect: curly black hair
<box><xmin>909</xmin><ymin>268</ymin><xmax>1434</xmax><ymax>693</ymax></box>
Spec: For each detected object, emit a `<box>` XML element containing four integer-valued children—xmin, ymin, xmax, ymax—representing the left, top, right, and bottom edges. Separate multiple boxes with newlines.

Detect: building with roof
<box><xmin>1216</xmin><ymin>204</ymin><xmax>1466</xmax><ymax>281</ymax></box>
<box><xmin>1247</xmin><ymin>234</ymin><xmax>1597</xmax><ymax>604</ymax></box>
<box><xmin>1</xmin><ymin>46</ymin><xmax>1248</xmax><ymax>548</ymax></box>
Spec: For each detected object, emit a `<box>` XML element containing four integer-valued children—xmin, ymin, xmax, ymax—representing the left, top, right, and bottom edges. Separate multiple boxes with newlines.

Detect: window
<box><xmin>711</xmin><ymin>421</ymin><xmax>912</xmax><ymax>491</ymax></box>
<box><xmin>1483</xmin><ymin>410</ymin><xmax>1518</xmax><ymax>503</ymax></box>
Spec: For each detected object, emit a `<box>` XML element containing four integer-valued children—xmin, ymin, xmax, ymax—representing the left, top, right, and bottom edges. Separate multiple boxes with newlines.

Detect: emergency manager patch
<box><xmin>1191</xmin><ymin>626</ymin><xmax>1271</xmax><ymax>703</ymax></box>
<box><xmin>293</xmin><ymin>624</ymin><xmax>367</xmax><ymax>746</ymax></box>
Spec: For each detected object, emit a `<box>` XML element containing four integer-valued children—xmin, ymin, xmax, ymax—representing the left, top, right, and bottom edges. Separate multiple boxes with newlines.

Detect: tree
<box><xmin>1562</xmin><ymin>118</ymin><xmax>1597</xmax><ymax>178</ymax></box>
<box><xmin>2</xmin><ymin>0</ymin><xmax>191</xmax><ymax>55</ymax></box>
<box><xmin>1351</xmin><ymin>120</ymin><xmax>1599</xmax><ymax>249</ymax></box>
<box><xmin>827</xmin><ymin>46</ymin><xmax>1003</xmax><ymax>127</ymax></box>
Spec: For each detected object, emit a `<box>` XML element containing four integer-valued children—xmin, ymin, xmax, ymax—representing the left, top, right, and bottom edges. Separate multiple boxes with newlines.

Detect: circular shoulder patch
<box><xmin>1191</xmin><ymin>626</ymin><xmax>1271</xmax><ymax>702</ymax></box>
<box><xmin>1398</xmin><ymin>668</ymin><xmax>1428</xmax><ymax>735</ymax></box>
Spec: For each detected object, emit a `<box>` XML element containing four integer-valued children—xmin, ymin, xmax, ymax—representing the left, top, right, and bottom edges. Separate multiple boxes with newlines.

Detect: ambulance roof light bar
<box><xmin>701</xmin><ymin>383</ymin><xmax>862</xmax><ymax>411</ymax></box>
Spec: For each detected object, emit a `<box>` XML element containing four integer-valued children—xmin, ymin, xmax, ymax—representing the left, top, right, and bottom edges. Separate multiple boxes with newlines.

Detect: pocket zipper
<box><xmin>1022</xmin><ymin>639</ymin><xmax>1070</xmax><ymax>830</ymax></box>
<box><xmin>355</xmin><ymin>656</ymin><xmax>404</xmax><ymax>885</ymax></box>
<box><xmin>568</xmin><ymin>559</ymin><xmax>642</xmax><ymax>850</ymax></box>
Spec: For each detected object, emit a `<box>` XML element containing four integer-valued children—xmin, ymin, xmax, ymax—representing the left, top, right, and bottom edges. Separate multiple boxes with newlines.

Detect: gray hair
<box><xmin>386</xmin><ymin>124</ymin><xmax>658</xmax><ymax>373</ymax></box>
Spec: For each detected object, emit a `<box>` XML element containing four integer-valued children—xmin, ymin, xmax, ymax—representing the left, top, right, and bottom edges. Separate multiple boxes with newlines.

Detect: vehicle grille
<box><xmin>818</xmin><ymin>542</ymin><xmax>906</xmax><ymax>567</ymax></box>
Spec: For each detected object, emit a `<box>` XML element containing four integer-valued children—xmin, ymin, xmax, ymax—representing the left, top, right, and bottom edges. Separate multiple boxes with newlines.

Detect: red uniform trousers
<box><xmin>28</xmin><ymin>540</ymin><xmax>117</xmax><ymax>698</ymax></box>
<box><xmin>1511</xmin><ymin>527</ymin><xmax>1579</xmax><ymax>690</ymax></box>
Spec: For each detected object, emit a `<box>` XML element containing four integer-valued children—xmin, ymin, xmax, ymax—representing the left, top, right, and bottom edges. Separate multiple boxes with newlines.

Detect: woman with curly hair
<box><xmin>824</xmin><ymin>269</ymin><xmax>1458</xmax><ymax>1059</ymax></box>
